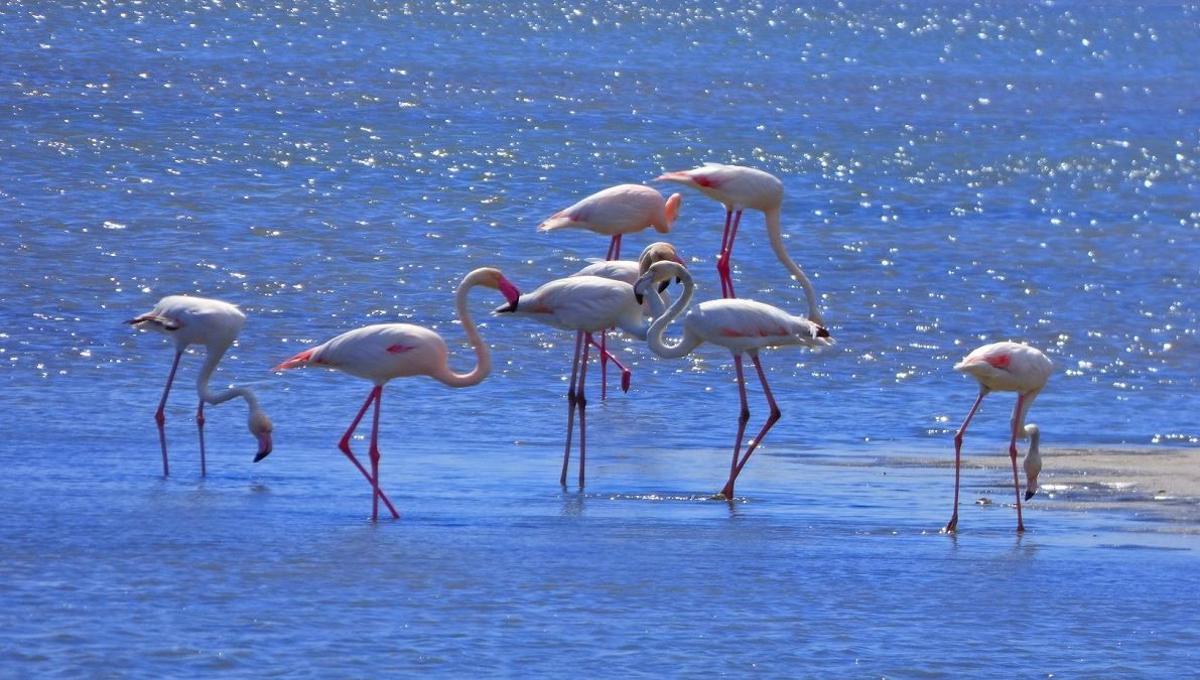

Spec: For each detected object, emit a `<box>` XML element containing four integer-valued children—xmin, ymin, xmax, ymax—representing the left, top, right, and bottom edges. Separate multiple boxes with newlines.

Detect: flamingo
<box><xmin>127</xmin><ymin>295</ymin><xmax>273</xmax><ymax>476</ymax></box>
<box><xmin>541</xmin><ymin>184</ymin><xmax>684</xmax><ymax>397</ymax></box>
<box><xmin>494</xmin><ymin>271</ymin><xmax>661</xmax><ymax>488</ymax></box>
<box><xmin>570</xmin><ymin>241</ymin><xmax>685</xmax><ymax>394</ymax></box>
<box><xmin>656</xmin><ymin>163</ymin><xmax>822</xmax><ymax>315</ymax></box>
<box><xmin>945</xmin><ymin>341</ymin><xmax>1052</xmax><ymax>533</ymax></box>
<box><xmin>272</xmin><ymin>267</ymin><xmax>520</xmax><ymax>521</ymax></box>
<box><xmin>633</xmin><ymin>260</ymin><xmax>831</xmax><ymax>499</ymax></box>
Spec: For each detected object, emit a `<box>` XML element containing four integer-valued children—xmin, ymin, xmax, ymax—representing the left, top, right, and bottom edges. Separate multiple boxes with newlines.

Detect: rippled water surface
<box><xmin>2</xmin><ymin>1</ymin><xmax>1198</xmax><ymax>675</ymax></box>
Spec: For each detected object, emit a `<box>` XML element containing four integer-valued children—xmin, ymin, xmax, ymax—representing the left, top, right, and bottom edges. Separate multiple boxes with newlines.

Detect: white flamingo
<box><xmin>273</xmin><ymin>268</ymin><xmax>520</xmax><ymax>521</ymax></box>
<box><xmin>494</xmin><ymin>272</ymin><xmax>661</xmax><ymax>487</ymax></box>
<box><xmin>127</xmin><ymin>295</ymin><xmax>273</xmax><ymax>476</ymax></box>
<box><xmin>570</xmin><ymin>241</ymin><xmax>684</xmax><ymax>393</ymax></box>
<box><xmin>656</xmin><ymin>163</ymin><xmax>822</xmax><ymax>316</ymax></box>
<box><xmin>634</xmin><ymin>260</ymin><xmax>831</xmax><ymax>498</ymax></box>
<box><xmin>541</xmin><ymin>184</ymin><xmax>683</xmax><ymax>396</ymax></box>
<box><xmin>945</xmin><ymin>341</ymin><xmax>1052</xmax><ymax>533</ymax></box>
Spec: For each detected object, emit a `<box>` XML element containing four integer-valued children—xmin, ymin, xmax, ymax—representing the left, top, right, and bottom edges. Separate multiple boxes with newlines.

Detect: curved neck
<box><xmin>765</xmin><ymin>207</ymin><xmax>824</xmax><ymax>326</ymax></box>
<box><xmin>197</xmin><ymin>345</ymin><xmax>263</xmax><ymax>415</ymax></box>
<box><xmin>646</xmin><ymin>267</ymin><xmax>702</xmax><ymax>359</ymax></box>
<box><xmin>435</xmin><ymin>274</ymin><xmax>491</xmax><ymax>388</ymax></box>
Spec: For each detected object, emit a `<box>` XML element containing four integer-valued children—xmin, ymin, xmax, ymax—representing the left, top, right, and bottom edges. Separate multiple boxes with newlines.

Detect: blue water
<box><xmin>2</xmin><ymin>1</ymin><xmax>1198</xmax><ymax>675</ymax></box>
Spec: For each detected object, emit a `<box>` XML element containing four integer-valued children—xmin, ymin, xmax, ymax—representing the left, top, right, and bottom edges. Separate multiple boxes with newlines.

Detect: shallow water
<box><xmin>2</xmin><ymin>0</ymin><xmax>1199</xmax><ymax>674</ymax></box>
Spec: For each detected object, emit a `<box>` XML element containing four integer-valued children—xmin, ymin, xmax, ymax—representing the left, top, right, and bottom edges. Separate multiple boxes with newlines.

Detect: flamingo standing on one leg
<box><xmin>570</xmin><ymin>241</ymin><xmax>686</xmax><ymax>392</ymax></box>
<box><xmin>633</xmin><ymin>261</ymin><xmax>831</xmax><ymax>499</ymax></box>
<box><xmin>272</xmin><ymin>268</ymin><xmax>520</xmax><ymax>521</ymax></box>
<box><xmin>944</xmin><ymin>341</ymin><xmax>1052</xmax><ymax>533</ymax></box>
<box><xmin>494</xmin><ymin>272</ymin><xmax>661</xmax><ymax>488</ymax></box>
<box><xmin>127</xmin><ymin>295</ymin><xmax>274</xmax><ymax>476</ymax></box>
<box><xmin>540</xmin><ymin>184</ymin><xmax>683</xmax><ymax>398</ymax></box>
<box><xmin>656</xmin><ymin>163</ymin><xmax>822</xmax><ymax>315</ymax></box>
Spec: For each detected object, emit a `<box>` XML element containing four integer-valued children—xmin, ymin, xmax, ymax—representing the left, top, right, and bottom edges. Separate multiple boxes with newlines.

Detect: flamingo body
<box><xmin>274</xmin><ymin>267</ymin><xmax>518</xmax><ymax>520</ymax></box>
<box><xmin>128</xmin><ymin>294</ymin><xmax>273</xmax><ymax>475</ymax></box>
<box><xmin>657</xmin><ymin>163</ymin><xmax>782</xmax><ymax>212</ymax></box>
<box><xmin>539</xmin><ymin>184</ymin><xmax>682</xmax><ymax>237</ymax></box>
<box><xmin>499</xmin><ymin>275</ymin><xmax>646</xmax><ymax>336</ymax></box>
<box><xmin>944</xmin><ymin>341</ymin><xmax>1052</xmax><ymax>533</ymax></box>
<box><xmin>635</xmin><ymin>261</ymin><xmax>830</xmax><ymax>498</ymax></box>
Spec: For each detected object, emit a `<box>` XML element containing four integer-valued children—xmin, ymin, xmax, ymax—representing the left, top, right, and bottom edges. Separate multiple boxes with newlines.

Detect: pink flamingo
<box><xmin>634</xmin><ymin>261</ymin><xmax>831</xmax><ymax>499</ymax></box>
<box><xmin>656</xmin><ymin>163</ymin><xmax>821</xmax><ymax>313</ymax></box>
<box><xmin>127</xmin><ymin>295</ymin><xmax>274</xmax><ymax>476</ymax></box>
<box><xmin>495</xmin><ymin>271</ymin><xmax>660</xmax><ymax>488</ymax></box>
<box><xmin>540</xmin><ymin>184</ymin><xmax>683</xmax><ymax>397</ymax></box>
<box><xmin>273</xmin><ymin>268</ymin><xmax>520</xmax><ymax>521</ymax></box>
<box><xmin>945</xmin><ymin>341</ymin><xmax>1052</xmax><ymax>533</ymax></box>
<box><xmin>570</xmin><ymin>241</ymin><xmax>685</xmax><ymax>393</ymax></box>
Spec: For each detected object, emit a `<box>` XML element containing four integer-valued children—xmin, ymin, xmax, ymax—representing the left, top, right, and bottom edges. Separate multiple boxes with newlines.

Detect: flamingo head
<box><xmin>472</xmin><ymin>268</ymin><xmax>521</xmax><ymax>309</ymax></box>
<box><xmin>250</xmin><ymin>410</ymin><xmax>274</xmax><ymax>462</ymax></box>
<box><xmin>634</xmin><ymin>260</ymin><xmax>686</xmax><ymax>305</ymax></box>
<box><xmin>1022</xmin><ymin>424</ymin><xmax>1042</xmax><ymax>500</ymax></box>
<box><xmin>637</xmin><ymin>242</ymin><xmax>685</xmax><ymax>293</ymax></box>
<box><xmin>658</xmin><ymin>192</ymin><xmax>683</xmax><ymax>232</ymax></box>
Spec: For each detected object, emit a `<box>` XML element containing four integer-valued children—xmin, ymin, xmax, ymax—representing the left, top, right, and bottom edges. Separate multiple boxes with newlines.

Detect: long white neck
<box><xmin>433</xmin><ymin>272</ymin><xmax>491</xmax><ymax>388</ymax></box>
<box><xmin>197</xmin><ymin>345</ymin><xmax>265</xmax><ymax>416</ymax></box>
<box><xmin>645</xmin><ymin>266</ymin><xmax>703</xmax><ymax>359</ymax></box>
<box><xmin>764</xmin><ymin>207</ymin><xmax>824</xmax><ymax>326</ymax></box>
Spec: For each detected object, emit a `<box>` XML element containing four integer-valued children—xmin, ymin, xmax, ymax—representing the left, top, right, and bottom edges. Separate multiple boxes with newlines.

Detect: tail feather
<box><xmin>273</xmin><ymin>348</ymin><xmax>317</xmax><ymax>371</ymax></box>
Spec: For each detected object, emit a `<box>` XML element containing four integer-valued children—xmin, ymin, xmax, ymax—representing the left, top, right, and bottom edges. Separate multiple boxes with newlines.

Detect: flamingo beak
<box><xmin>657</xmin><ymin>280</ymin><xmax>670</xmax><ymax>294</ymax></box>
<box><xmin>497</xmin><ymin>277</ymin><xmax>521</xmax><ymax>305</ymax></box>
<box><xmin>254</xmin><ymin>432</ymin><xmax>273</xmax><ymax>462</ymax></box>
<box><xmin>1024</xmin><ymin>489</ymin><xmax>1036</xmax><ymax>501</ymax></box>
<box><xmin>635</xmin><ymin>292</ymin><xmax>645</xmax><ymax>306</ymax></box>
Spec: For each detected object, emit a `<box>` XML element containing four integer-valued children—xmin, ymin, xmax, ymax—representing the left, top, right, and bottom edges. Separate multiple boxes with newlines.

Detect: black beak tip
<box><xmin>254</xmin><ymin>449</ymin><xmax>272</xmax><ymax>463</ymax></box>
<box><xmin>634</xmin><ymin>292</ymin><xmax>644</xmax><ymax>305</ymax></box>
<box><xmin>657</xmin><ymin>280</ymin><xmax>670</xmax><ymax>293</ymax></box>
<box><xmin>495</xmin><ymin>301</ymin><xmax>518</xmax><ymax>314</ymax></box>
<box><xmin>1024</xmin><ymin>490</ymin><xmax>1036</xmax><ymax>501</ymax></box>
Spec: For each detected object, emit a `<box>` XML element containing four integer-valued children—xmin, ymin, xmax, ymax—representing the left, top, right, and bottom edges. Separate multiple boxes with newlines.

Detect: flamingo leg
<box><xmin>577</xmin><ymin>334</ymin><xmax>591</xmax><ymax>488</ymax></box>
<box><xmin>717</xmin><ymin>209</ymin><xmax>733</xmax><ymax>298</ymax></box>
<box><xmin>721</xmin><ymin>352</ymin><xmax>780</xmax><ymax>499</ymax></box>
<box><xmin>945</xmin><ymin>390</ymin><xmax>986</xmax><ymax>533</ymax></box>
<box><xmin>1009</xmin><ymin>393</ymin><xmax>1026</xmax><ymax>533</ymax></box>
<box><xmin>368</xmin><ymin>386</ymin><xmax>385</xmax><ymax>522</ymax></box>
<box><xmin>561</xmin><ymin>331</ymin><xmax>585</xmax><ymax>486</ymax></box>
<box><xmin>196</xmin><ymin>400</ymin><xmax>207</xmax><ymax>477</ymax></box>
<box><xmin>599</xmin><ymin>332</ymin><xmax>608</xmax><ymax>401</ymax></box>
<box><xmin>155</xmin><ymin>350</ymin><xmax>183</xmax><ymax>477</ymax></box>
<box><xmin>719</xmin><ymin>353</ymin><xmax>752</xmax><ymax>497</ymax></box>
<box><xmin>337</xmin><ymin>386</ymin><xmax>399</xmax><ymax>519</ymax></box>
<box><xmin>717</xmin><ymin>209</ymin><xmax>743</xmax><ymax>299</ymax></box>
<box><xmin>587</xmin><ymin>334</ymin><xmax>632</xmax><ymax>395</ymax></box>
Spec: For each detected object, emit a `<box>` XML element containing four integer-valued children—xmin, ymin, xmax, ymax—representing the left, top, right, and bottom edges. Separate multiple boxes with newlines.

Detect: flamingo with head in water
<box><xmin>634</xmin><ymin>260</ymin><xmax>831</xmax><ymax>499</ymax></box>
<box><xmin>656</xmin><ymin>164</ymin><xmax>821</xmax><ymax>316</ymax></box>
<box><xmin>273</xmin><ymin>267</ymin><xmax>520</xmax><ymax>521</ymax></box>
<box><xmin>127</xmin><ymin>295</ymin><xmax>274</xmax><ymax>476</ymax></box>
<box><xmin>541</xmin><ymin>184</ymin><xmax>683</xmax><ymax>397</ymax></box>
<box><xmin>945</xmin><ymin>341</ymin><xmax>1052</xmax><ymax>533</ymax></box>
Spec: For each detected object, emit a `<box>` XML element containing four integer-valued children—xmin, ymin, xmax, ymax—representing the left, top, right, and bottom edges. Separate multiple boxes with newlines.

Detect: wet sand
<box><xmin>886</xmin><ymin>446</ymin><xmax>1200</xmax><ymax>531</ymax></box>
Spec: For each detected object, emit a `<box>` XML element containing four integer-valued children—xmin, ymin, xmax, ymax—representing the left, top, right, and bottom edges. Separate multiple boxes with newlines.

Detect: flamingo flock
<box><xmin>129</xmin><ymin>163</ymin><xmax>1053</xmax><ymax>532</ymax></box>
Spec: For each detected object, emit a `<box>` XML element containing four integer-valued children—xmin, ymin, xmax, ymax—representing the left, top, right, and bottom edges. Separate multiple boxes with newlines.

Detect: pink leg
<box><xmin>561</xmin><ymin>332</ymin><xmax>585</xmax><ymax>486</ymax></box>
<box><xmin>718</xmin><ymin>210</ymin><xmax>743</xmax><ymax>299</ymax></box>
<box><xmin>196</xmin><ymin>400</ymin><xmax>207</xmax><ymax>477</ymax></box>
<box><xmin>576</xmin><ymin>334</ymin><xmax>591</xmax><ymax>488</ymax></box>
<box><xmin>337</xmin><ymin>387</ymin><xmax>399</xmax><ymax>519</ymax></box>
<box><xmin>1009</xmin><ymin>393</ymin><xmax>1026</xmax><ymax>533</ymax></box>
<box><xmin>369</xmin><ymin>386</ymin><xmax>384</xmax><ymax>522</ymax></box>
<box><xmin>599</xmin><ymin>331</ymin><xmax>608</xmax><ymax>401</ymax></box>
<box><xmin>721</xmin><ymin>352</ymin><xmax>780</xmax><ymax>498</ymax></box>
<box><xmin>945</xmin><ymin>390</ymin><xmax>986</xmax><ymax>533</ymax></box>
<box><xmin>588</xmin><ymin>334</ymin><xmax>632</xmax><ymax>394</ymax></box>
<box><xmin>727</xmin><ymin>354</ymin><xmax>752</xmax><ymax>488</ymax></box>
<box><xmin>155</xmin><ymin>350</ymin><xmax>183</xmax><ymax>477</ymax></box>
<box><xmin>717</xmin><ymin>209</ymin><xmax>733</xmax><ymax>298</ymax></box>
